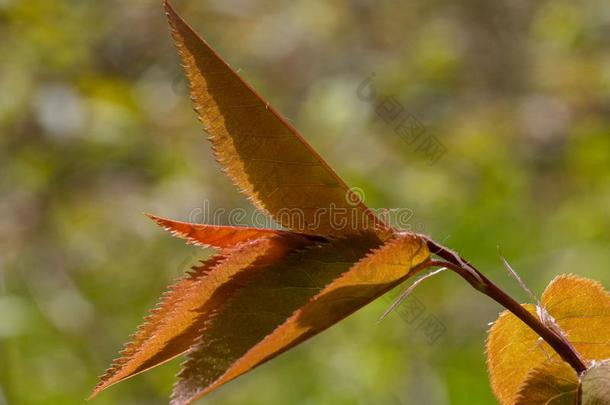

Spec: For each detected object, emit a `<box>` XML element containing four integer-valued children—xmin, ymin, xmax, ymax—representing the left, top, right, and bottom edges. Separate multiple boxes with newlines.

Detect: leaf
<box><xmin>171</xmin><ymin>233</ymin><xmax>430</xmax><ymax>404</ymax></box>
<box><xmin>93</xmin><ymin>2</ymin><xmax>431</xmax><ymax>403</ymax></box>
<box><xmin>515</xmin><ymin>360</ymin><xmax>610</xmax><ymax>405</ymax></box>
<box><xmin>581</xmin><ymin>361</ymin><xmax>610</xmax><ymax>404</ymax></box>
<box><xmin>90</xmin><ymin>255</ymin><xmax>223</xmax><ymax>398</ymax></box>
<box><xmin>514</xmin><ymin>362</ymin><xmax>579</xmax><ymax>405</ymax></box>
<box><xmin>164</xmin><ymin>0</ymin><xmax>389</xmax><ymax>238</ymax></box>
<box><xmin>487</xmin><ymin>274</ymin><xmax>610</xmax><ymax>405</ymax></box>
<box><xmin>147</xmin><ymin>213</ymin><xmax>322</xmax><ymax>249</ymax></box>
<box><xmin>91</xmin><ymin>234</ymin><xmax>315</xmax><ymax>397</ymax></box>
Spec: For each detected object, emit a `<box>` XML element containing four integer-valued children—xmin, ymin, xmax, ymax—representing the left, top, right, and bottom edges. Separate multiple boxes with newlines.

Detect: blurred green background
<box><xmin>1</xmin><ymin>0</ymin><xmax>609</xmax><ymax>404</ymax></box>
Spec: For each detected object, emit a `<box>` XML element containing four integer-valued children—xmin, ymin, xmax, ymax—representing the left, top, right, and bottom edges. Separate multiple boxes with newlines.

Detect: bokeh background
<box><xmin>1</xmin><ymin>0</ymin><xmax>610</xmax><ymax>403</ymax></box>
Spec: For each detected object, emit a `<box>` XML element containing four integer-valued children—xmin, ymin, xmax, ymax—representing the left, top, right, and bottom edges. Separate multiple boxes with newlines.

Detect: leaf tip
<box><xmin>87</xmin><ymin>381</ymin><xmax>108</xmax><ymax>401</ymax></box>
<box><xmin>163</xmin><ymin>0</ymin><xmax>181</xmax><ymax>27</ymax></box>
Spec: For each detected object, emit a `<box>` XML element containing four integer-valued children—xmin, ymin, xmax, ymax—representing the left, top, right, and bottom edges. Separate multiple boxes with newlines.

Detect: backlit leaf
<box><xmin>93</xmin><ymin>3</ymin><xmax>431</xmax><ymax>403</ymax></box>
<box><xmin>91</xmin><ymin>255</ymin><xmax>223</xmax><ymax>398</ymax></box>
<box><xmin>487</xmin><ymin>274</ymin><xmax>610</xmax><ymax>405</ymax></box>
<box><xmin>171</xmin><ymin>233</ymin><xmax>429</xmax><ymax>404</ymax></box>
<box><xmin>164</xmin><ymin>0</ymin><xmax>389</xmax><ymax>237</ymax></box>
<box><xmin>514</xmin><ymin>362</ymin><xmax>579</xmax><ymax>405</ymax></box>
<box><xmin>91</xmin><ymin>234</ymin><xmax>315</xmax><ymax>397</ymax></box>
<box><xmin>147</xmin><ymin>213</ymin><xmax>321</xmax><ymax>249</ymax></box>
<box><xmin>516</xmin><ymin>360</ymin><xmax>610</xmax><ymax>405</ymax></box>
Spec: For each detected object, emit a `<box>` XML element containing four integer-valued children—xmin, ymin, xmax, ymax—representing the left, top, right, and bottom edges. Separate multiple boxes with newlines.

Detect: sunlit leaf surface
<box><xmin>487</xmin><ymin>275</ymin><xmax>610</xmax><ymax>405</ymax></box>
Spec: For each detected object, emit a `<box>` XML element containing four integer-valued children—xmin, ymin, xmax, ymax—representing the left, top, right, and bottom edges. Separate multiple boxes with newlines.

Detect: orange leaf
<box><xmin>164</xmin><ymin>0</ymin><xmax>389</xmax><ymax>238</ymax></box>
<box><xmin>172</xmin><ymin>233</ymin><xmax>429</xmax><ymax>404</ymax></box>
<box><xmin>487</xmin><ymin>274</ymin><xmax>610</xmax><ymax>405</ymax></box>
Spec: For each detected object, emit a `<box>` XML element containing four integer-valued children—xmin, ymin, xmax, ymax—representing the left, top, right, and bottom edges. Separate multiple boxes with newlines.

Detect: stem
<box><xmin>423</xmin><ymin>237</ymin><xmax>587</xmax><ymax>374</ymax></box>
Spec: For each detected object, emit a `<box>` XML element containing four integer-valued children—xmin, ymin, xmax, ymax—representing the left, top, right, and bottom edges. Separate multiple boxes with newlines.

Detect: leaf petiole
<box><xmin>421</xmin><ymin>237</ymin><xmax>588</xmax><ymax>374</ymax></box>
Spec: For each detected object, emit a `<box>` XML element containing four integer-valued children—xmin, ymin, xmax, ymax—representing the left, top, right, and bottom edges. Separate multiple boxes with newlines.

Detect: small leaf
<box><xmin>147</xmin><ymin>213</ymin><xmax>321</xmax><ymax>249</ymax></box>
<box><xmin>164</xmin><ymin>0</ymin><xmax>389</xmax><ymax>237</ymax></box>
<box><xmin>581</xmin><ymin>361</ymin><xmax>610</xmax><ymax>405</ymax></box>
<box><xmin>514</xmin><ymin>362</ymin><xmax>579</xmax><ymax>405</ymax></box>
<box><xmin>487</xmin><ymin>274</ymin><xmax>610</xmax><ymax>405</ymax></box>
<box><xmin>516</xmin><ymin>360</ymin><xmax>610</xmax><ymax>404</ymax></box>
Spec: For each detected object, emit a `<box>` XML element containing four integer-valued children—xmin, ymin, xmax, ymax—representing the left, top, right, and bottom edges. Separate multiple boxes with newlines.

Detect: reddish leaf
<box><xmin>147</xmin><ymin>213</ymin><xmax>321</xmax><ymax>249</ymax></box>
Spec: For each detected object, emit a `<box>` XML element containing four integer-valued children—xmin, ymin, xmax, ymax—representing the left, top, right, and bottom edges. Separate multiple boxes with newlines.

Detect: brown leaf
<box><xmin>91</xmin><ymin>233</ymin><xmax>314</xmax><ymax>398</ymax></box>
<box><xmin>487</xmin><ymin>274</ymin><xmax>610</xmax><ymax>405</ymax></box>
<box><xmin>164</xmin><ymin>0</ymin><xmax>389</xmax><ymax>238</ymax></box>
<box><xmin>171</xmin><ymin>233</ymin><xmax>429</xmax><ymax>404</ymax></box>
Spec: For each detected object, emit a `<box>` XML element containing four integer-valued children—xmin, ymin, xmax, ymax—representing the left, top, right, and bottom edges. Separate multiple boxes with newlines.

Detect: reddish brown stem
<box><xmin>422</xmin><ymin>237</ymin><xmax>587</xmax><ymax>374</ymax></box>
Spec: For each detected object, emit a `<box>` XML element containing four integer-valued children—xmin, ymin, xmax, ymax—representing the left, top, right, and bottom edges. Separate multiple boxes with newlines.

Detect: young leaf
<box><xmin>581</xmin><ymin>361</ymin><xmax>610</xmax><ymax>404</ymax></box>
<box><xmin>487</xmin><ymin>274</ymin><xmax>610</xmax><ymax>405</ymax></box>
<box><xmin>164</xmin><ymin>0</ymin><xmax>389</xmax><ymax>238</ymax></box>
<box><xmin>92</xmin><ymin>234</ymin><xmax>315</xmax><ymax>397</ymax></box>
<box><xmin>91</xmin><ymin>255</ymin><xmax>223</xmax><ymax>397</ymax></box>
<box><xmin>171</xmin><ymin>233</ymin><xmax>429</xmax><ymax>404</ymax></box>
<box><xmin>93</xmin><ymin>2</ymin><xmax>431</xmax><ymax>403</ymax></box>
<box><xmin>516</xmin><ymin>360</ymin><xmax>610</xmax><ymax>405</ymax></box>
<box><xmin>514</xmin><ymin>362</ymin><xmax>579</xmax><ymax>405</ymax></box>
